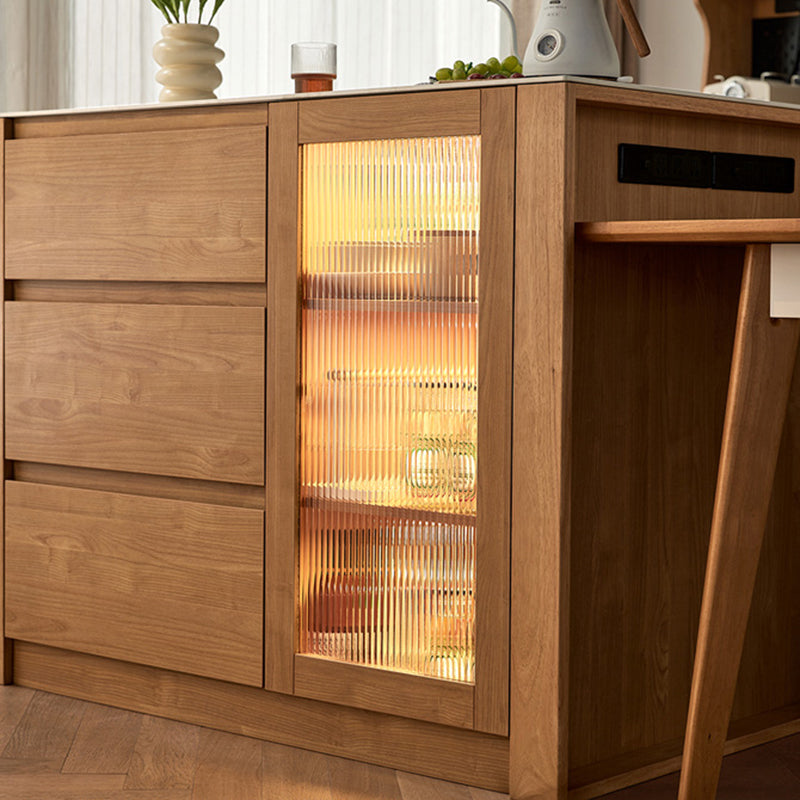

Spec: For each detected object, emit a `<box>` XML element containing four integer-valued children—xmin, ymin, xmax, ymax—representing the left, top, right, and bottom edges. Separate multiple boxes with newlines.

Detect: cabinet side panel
<box><xmin>1</xmin><ymin>119</ymin><xmax>10</xmax><ymax>683</ymax></box>
<box><xmin>510</xmin><ymin>84</ymin><xmax>575</xmax><ymax>799</ymax></box>
<box><xmin>265</xmin><ymin>101</ymin><xmax>300</xmax><ymax>694</ymax></box>
<box><xmin>474</xmin><ymin>86</ymin><xmax>515</xmax><ymax>736</ymax></box>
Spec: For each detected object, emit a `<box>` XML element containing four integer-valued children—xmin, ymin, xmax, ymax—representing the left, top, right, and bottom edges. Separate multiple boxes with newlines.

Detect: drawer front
<box><xmin>4</xmin><ymin>482</ymin><xmax>264</xmax><ymax>686</ymax></box>
<box><xmin>5</xmin><ymin>302</ymin><xmax>265</xmax><ymax>485</ymax></box>
<box><xmin>5</xmin><ymin>126</ymin><xmax>265</xmax><ymax>282</ymax></box>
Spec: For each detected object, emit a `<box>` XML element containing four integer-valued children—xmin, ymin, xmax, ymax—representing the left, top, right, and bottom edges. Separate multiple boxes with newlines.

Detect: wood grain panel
<box><xmin>575</xmin><ymin>104</ymin><xmax>800</xmax><ymax>223</ymax></box>
<box><xmin>265</xmin><ymin>101</ymin><xmax>300</xmax><ymax>695</ymax></box>
<box><xmin>5</xmin><ymin>482</ymin><xmax>263</xmax><ymax>686</ymax></box>
<box><xmin>474</xmin><ymin>86</ymin><xmax>514</xmax><ymax>737</ymax></box>
<box><xmin>567</xmin><ymin>240</ymin><xmax>800</xmax><ymax>782</ymax></box>
<box><xmin>568</xmin><ymin>243</ymin><xmax>740</xmax><ymax>771</ymax></box>
<box><xmin>5</xmin><ymin>126</ymin><xmax>265</xmax><ymax>282</ymax></box>
<box><xmin>578</xmin><ymin>218</ymin><xmax>800</xmax><ymax>243</ymax></box>
<box><xmin>5</xmin><ymin>302</ymin><xmax>264</xmax><ymax>485</ymax></box>
<box><xmin>299</xmin><ymin>91</ymin><xmax>481</xmax><ymax>143</ymax></box>
<box><xmin>693</xmin><ymin>1</ymin><xmax>753</xmax><ymax>85</ymax></box>
<box><xmin>12</xmin><ymin>103</ymin><xmax>269</xmax><ymax>139</ymax></box>
<box><xmin>13</xmin><ymin>643</ymin><xmax>510</xmax><ymax>793</ymax></box>
<box><xmin>510</xmin><ymin>82</ymin><xmax>575</xmax><ymax>800</ymax></box>
<box><xmin>573</xmin><ymin>81</ymin><xmax>800</xmax><ymax>125</ymax></box>
<box><xmin>294</xmin><ymin>654</ymin><xmax>473</xmax><ymax>729</ymax></box>
<box><xmin>1</xmin><ymin>117</ymin><xmax>10</xmax><ymax>685</ymax></box>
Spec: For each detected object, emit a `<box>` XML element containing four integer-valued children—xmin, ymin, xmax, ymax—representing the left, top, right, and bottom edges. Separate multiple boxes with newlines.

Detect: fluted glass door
<box><xmin>298</xmin><ymin>136</ymin><xmax>480</xmax><ymax>682</ymax></box>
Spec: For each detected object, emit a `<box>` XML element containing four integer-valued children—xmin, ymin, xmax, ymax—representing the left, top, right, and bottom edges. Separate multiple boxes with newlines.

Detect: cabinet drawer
<box><xmin>4</xmin><ymin>482</ymin><xmax>264</xmax><ymax>685</ymax></box>
<box><xmin>4</xmin><ymin>126</ymin><xmax>265</xmax><ymax>282</ymax></box>
<box><xmin>5</xmin><ymin>302</ymin><xmax>264</xmax><ymax>484</ymax></box>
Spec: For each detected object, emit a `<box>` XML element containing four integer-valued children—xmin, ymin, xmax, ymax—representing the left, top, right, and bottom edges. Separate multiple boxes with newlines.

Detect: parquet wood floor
<box><xmin>2</xmin><ymin>685</ymin><xmax>800</xmax><ymax>798</ymax></box>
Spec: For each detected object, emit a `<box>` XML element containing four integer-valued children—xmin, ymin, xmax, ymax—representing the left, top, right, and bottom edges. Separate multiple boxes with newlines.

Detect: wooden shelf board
<box><xmin>577</xmin><ymin>218</ymin><xmax>800</xmax><ymax>244</ymax></box>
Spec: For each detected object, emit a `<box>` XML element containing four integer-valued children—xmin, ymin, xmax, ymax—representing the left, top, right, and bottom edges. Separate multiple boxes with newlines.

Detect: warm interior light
<box><xmin>298</xmin><ymin>137</ymin><xmax>480</xmax><ymax>682</ymax></box>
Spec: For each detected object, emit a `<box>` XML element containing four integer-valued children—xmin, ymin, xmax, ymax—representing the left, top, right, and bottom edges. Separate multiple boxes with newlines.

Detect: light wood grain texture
<box><xmin>62</xmin><ymin>704</ymin><xmax>142</xmax><ymax>775</ymax></box>
<box><xmin>0</xmin><ymin>118</ymin><xmax>10</xmax><ymax>686</ymax></box>
<box><xmin>124</xmin><ymin>716</ymin><xmax>199</xmax><ymax>790</ymax></box>
<box><xmin>0</xmin><ymin>774</ymin><xmax>129</xmax><ymax>798</ymax></box>
<box><xmin>261</xmin><ymin>741</ymin><xmax>337</xmax><ymax>800</ymax></box>
<box><xmin>191</xmin><ymin>728</ymin><xmax>264</xmax><ymax>800</ymax></box>
<box><xmin>11</xmin><ymin>103</ymin><xmax>269</xmax><ymax>139</ymax></box>
<box><xmin>326</xmin><ymin>755</ymin><xmax>404</xmax><ymax>799</ymax></box>
<box><xmin>693</xmin><ymin>1</ymin><xmax>753</xmax><ymax>86</ymax></box>
<box><xmin>0</xmin><ymin>685</ymin><xmax>33</xmax><ymax>753</ymax></box>
<box><xmin>5</xmin><ymin>126</ymin><xmax>265</xmax><ymax>282</ymax></box>
<box><xmin>510</xmin><ymin>82</ymin><xmax>575</xmax><ymax>800</ymax></box>
<box><xmin>578</xmin><ymin>218</ymin><xmax>800</xmax><ymax>243</ymax></box>
<box><xmin>575</xmin><ymin>104</ymin><xmax>800</xmax><ymax>223</ymax></box>
<box><xmin>294</xmin><ymin>654</ymin><xmax>473</xmax><ymax>728</ymax></box>
<box><xmin>5</xmin><ymin>302</ymin><xmax>264</xmax><ymax>484</ymax></box>
<box><xmin>2</xmin><ymin>691</ymin><xmax>85</xmax><ymax>764</ymax></box>
<box><xmin>5</xmin><ymin>482</ymin><xmax>264</xmax><ymax>686</ymax></box>
<box><xmin>572</xmin><ymin>81</ymin><xmax>800</xmax><ymax>125</ymax></box>
<box><xmin>679</xmin><ymin>245</ymin><xmax>800</xmax><ymax>798</ymax></box>
<box><xmin>567</xmin><ymin>243</ymin><xmax>740</xmax><ymax>776</ymax></box>
<box><xmin>298</xmin><ymin>91</ymin><xmax>481</xmax><ymax>143</ymax></box>
<box><xmin>474</xmin><ymin>86</ymin><xmax>514</xmax><ymax>738</ymax></box>
<box><xmin>12</xmin><ymin>643</ymin><xmax>510</xmax><ymax>793</ymax></box>
<box><xmin>265</xmin><ymin>101</ymin><xmax>300</xmax><ymax>695</ymax></box>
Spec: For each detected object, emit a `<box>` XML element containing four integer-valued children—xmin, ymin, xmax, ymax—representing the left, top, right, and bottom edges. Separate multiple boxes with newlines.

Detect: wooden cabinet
<box><xmin>2</xmin><ymin>107</ymin><xmax>269</xmax><ymax>687</ymax></box>
<box><xmin>3</xmin><ymin>85</ymin><xmax>800</xmax><ymax>799</ymax></box>
<box><xmin>266</xmin><ymin>90</ymin><xmax>514</xmax><ymax>736</ymax></box>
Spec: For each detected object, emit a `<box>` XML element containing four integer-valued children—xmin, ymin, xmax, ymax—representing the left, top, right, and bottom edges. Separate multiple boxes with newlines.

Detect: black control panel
<box><xmin>618</xmin><ymin>143</ymin><xmax>795</xmax><ymax>194</ymax></box>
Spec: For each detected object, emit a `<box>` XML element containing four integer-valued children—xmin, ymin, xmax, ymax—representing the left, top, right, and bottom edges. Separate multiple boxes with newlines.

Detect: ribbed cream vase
<box><xmin>153</xmin><ymin>24</ymin><xmax>224</xmax><ymax>102</ymax></box>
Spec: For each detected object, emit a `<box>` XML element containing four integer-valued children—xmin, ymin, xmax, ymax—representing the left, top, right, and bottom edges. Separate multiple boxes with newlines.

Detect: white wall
<box><xmin>637</xmin><ymin>0</ymin><xmax>706</xmax><ymax>92</ymax></box>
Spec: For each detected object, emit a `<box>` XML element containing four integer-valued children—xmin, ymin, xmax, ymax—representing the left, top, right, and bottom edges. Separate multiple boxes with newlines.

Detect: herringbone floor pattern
<box><xmin>1</xmin><ymin>685</ymin><xmax>799</xmax><ymax>799</ymax></box>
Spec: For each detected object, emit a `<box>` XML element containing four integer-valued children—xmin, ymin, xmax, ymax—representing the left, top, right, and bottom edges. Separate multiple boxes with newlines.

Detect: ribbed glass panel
<box><xmin>299</xmin><ymin>137</ymin><xmax>480</xmax><ymax>682</ymax></box>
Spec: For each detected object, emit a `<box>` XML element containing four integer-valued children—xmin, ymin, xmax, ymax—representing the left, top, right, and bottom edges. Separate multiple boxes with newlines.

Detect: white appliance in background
<box><xmin>703</xmin><ymin>74</ymin><xmax>800</xmax><ymax>105</ymax></box>
<box><xmin>487</xmin><ymin>0</ymin><xmax>650</xmax><ymax>79</ymax></box>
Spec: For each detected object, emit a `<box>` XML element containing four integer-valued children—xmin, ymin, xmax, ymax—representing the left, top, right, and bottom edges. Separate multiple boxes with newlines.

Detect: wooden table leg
<box><xmin>678</xmin><ymin>244</ymin><xmax>800</xmax><ymax>799</ymax></box>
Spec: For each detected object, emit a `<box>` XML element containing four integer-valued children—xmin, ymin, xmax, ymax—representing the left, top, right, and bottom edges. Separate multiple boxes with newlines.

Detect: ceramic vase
<box><xmin>153</xmin><ymin>24</ymin><xmax>224</xmax><ymax>103</ymax></box>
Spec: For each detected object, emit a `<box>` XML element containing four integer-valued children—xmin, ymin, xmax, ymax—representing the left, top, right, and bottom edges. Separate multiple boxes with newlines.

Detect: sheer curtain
<box><xmin>0</xmin><ymin>0</ymin><xmax>72</xmax><ymax>112</ymax></box>
<box><xmin>10</xmin><ymin>0</ymin><xmax>506</xmax><ymax>111</ymax></box>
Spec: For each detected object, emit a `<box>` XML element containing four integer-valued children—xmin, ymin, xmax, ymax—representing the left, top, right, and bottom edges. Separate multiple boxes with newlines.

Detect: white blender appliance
<box><xmin>488</xmin><ymin>0</ymin><xmax>650</xmax><ymax>79</ymax></box>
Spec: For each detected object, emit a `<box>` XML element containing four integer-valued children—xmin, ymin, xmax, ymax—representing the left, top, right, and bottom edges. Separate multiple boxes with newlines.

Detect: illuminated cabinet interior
<box><xmin>299</xmin><ymin>137</ymin><xmax>480</xmax><ymax>682</ymax></box>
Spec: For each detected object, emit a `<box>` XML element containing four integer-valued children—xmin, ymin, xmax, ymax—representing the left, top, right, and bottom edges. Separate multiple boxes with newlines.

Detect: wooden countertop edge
<box><xmin>576</xmin><ymin>218</ymin><xmax>800</xmax><ymax>243</ymax></box>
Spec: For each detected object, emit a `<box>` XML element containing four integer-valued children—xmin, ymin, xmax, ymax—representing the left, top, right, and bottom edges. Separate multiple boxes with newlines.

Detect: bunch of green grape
<box><xmin>434</xmin><ymin>55</ymin><xmax>523</xmax><ymax>82</ymax></box>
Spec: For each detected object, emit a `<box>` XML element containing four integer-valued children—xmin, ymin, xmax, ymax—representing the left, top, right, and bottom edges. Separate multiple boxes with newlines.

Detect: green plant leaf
<box><xmin>180</xmin><ymin>0</ymin><xmax>191</xmax><ymax>23</ymax></box>
<box><xmin>149</xmin><ymin>0</ymin><xmax>178</xmax><ymax>24</ymax></box>
<box><xmin>198</xmin><ymin>0</ymin><xmax>210</xmax><ymax>24</ymax></box>
<box><xmin>208</xmin><ymin>0</ymin><xmax>226</xmax><ymax>24</ymax></box>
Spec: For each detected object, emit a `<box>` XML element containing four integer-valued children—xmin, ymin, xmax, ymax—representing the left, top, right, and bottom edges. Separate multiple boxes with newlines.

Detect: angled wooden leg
<box><xmin>678</xmin><ymin>244</ymin><xmax>800</xmax><ymax>799</ymax></box>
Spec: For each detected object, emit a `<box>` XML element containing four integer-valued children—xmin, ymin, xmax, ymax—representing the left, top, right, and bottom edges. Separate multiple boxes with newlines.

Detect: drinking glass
<box><xmin>291</xmin><ymin>42</ymin><xmax>337</xmax><ymax>93</ymax></box>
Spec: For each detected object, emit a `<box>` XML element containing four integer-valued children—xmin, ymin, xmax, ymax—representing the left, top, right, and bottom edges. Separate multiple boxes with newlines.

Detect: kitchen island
<box><xmin>2</xmin><ymin>78</ymin><xmax>800</xmax><ymax>799</ymax></box>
